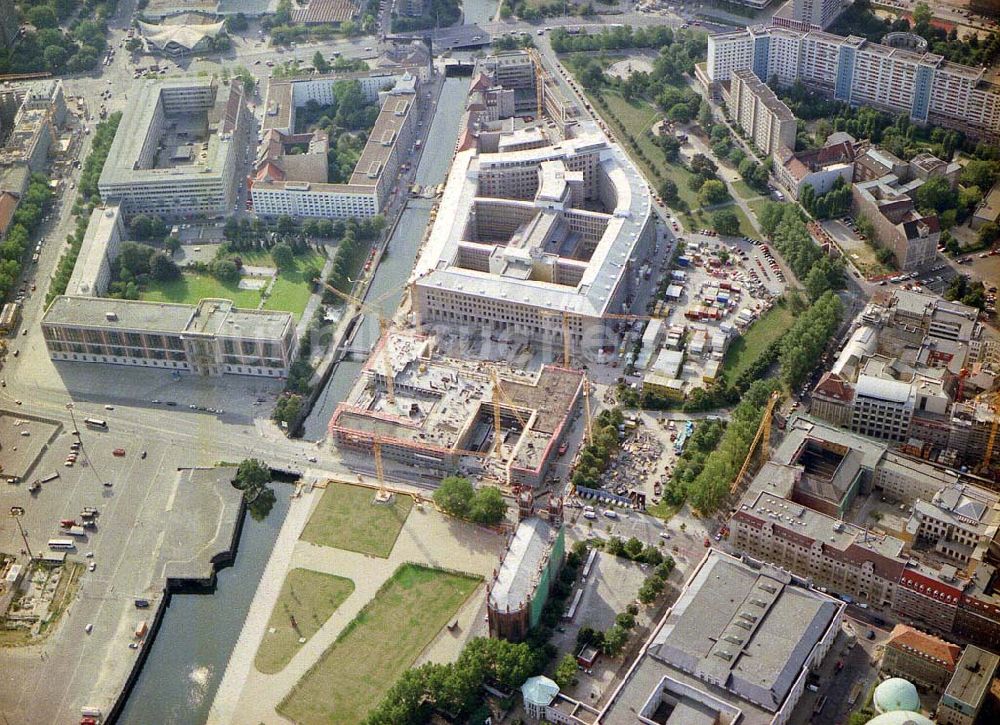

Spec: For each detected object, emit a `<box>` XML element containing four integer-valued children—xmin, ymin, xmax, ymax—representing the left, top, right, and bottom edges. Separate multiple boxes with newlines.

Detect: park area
<box><xmin>254</xmin><ymin>569</ymin><xmax>355</xmax><ymax>675</ymax></box>
<box><xmin>141</xmin><ymin>249</ymin><xmax>324</xmax><ymax>319</ymax></box>
<box><xmin>300</xmin><ymin>483</ymin><xmax>414</xmax><ymax>558</ymax></box>
<box><xmin>277</xmin><ymin>564</ymin><xmax>480</xmax><ymax>725</ymax></box>
<box><xmin>720</xmin><ymin>303</ymin><xmax>796</xmax><ymax>381</ymax></box>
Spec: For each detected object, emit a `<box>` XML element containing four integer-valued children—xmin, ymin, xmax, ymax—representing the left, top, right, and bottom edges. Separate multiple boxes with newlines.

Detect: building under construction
<box><xmin>328</xmin><ymin>331</ymin><xmax>584</xmax><ymax>487</ymax></box>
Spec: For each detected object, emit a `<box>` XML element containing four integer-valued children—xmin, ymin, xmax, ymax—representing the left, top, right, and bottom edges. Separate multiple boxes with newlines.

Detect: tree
<box><xmin>912</xmin><ymin>1</ymin><xmax>932</xmax><ymax>29</ymax></box>
<box><xmin>150</xmin><ymin>252</ymin><xmax>180</xmax><ymax>281</ymax></box>
<box><xmin>43</xmin><ymin>45</ymin><xmax>68</xmax><ymax>70</ymax></box>
<box><xmin>210</xmin><ymin>258</ymin><xmax>240</xmax><ymax>283</ymax></box>
<box><xmin>602</xmin><ymin>625</ymin><xmax>628</xmax><ymax>656</ymax></box>
<box><xmin>623</xmin><ymin>536</ymin><xmax>644</xmax><ymax>560</ymax></box>
<box><xmin>235</xmin><ymin>458</ymin><xmax>270</xmax><ymax>491</ymax></box>
<box><xmin>553</xmin><ymin>653</ymin><xmax>579</xmax><ymax>689</ymax></box>
<box><xmin>469</xmin><ymin>486</ymin><xmax>507</xmax><ymax>525</ymax></box>
<box><xmin>313</xmin><ymin>50</ymin><xmax>330</xmax><ymax>73</ymax></box>
<box><xmin>978</xmin><ymin>221</ymin><xmax>1000</xmax><ymax>246</ymax></box>
<box><xmin>638</xmin><ymin>575</ymin><xmax>665</xmax><ymax>604</ymax></box>
<box><xmin>271</xmin><ymin>242</ymin><xmax>295</xmax><ymax>270</ymax></box>
<box><xmin>27</xmin><ymin>6</ymin><xmax>58</xmax><ymax>28</ymax></box>
<box><xmin>914</xmin><ymin>176</ymin><xmax>957</xmax><ymax>215</ymax></box>
<box><xmin>698</xmin><ymin>179</ymin><xmax>728</xmax><ymax>206</ymax></box>
<box><xmin>690</xmin><ymin>154</ymin><xmax>718</xmax><ymax>178</ymax></box>
<box><xmin>434</xmin><ymin>476</ymin><xmax>475</xmax><ymax>518</ymax></box>
<box><xmin>659</xmin><ymin>178</ymin><xmax>678</xmax><ymax>202</ymax></box>
<box><xmin>712</xmin><ymin>209</ymin><xmax>740</xmax><ymax>236</ymax></box>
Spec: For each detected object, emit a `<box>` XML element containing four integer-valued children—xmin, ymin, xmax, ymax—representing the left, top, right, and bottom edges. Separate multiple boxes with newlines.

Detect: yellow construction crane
<box><xmin>730</xmin><ymin>390</ymin><xmax>782</xmax><ymax>495</ymax></box>
<box><xmin>489</xmin><ymin>367</ymin><xmax>532</xmax><ymax>461</ymax></box>
<box><xmin>976</xmin><ymin>390</ymin><xmax>1000</xmax><ymax>474</ymax></box>
<box><xmin>322</xmin><ymin>281</ymin><xmax>396</xmax><ymax>405</ymax></box>
<box><xmin>372</xmin><ymin>436</ymin><xmax>392</xmax><ymax>503</ymax></box>
<box><xmin>527</xmin><ymin>47</ymin><xmax>545</xmax><ymax>118</ymax></box>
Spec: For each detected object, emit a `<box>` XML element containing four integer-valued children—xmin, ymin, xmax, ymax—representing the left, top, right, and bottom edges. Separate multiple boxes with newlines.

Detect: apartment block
<box><xmin>772</xmin><ymin>0</ymin><xmax>847</xmax><ymax>31</ymax></box>
<box><xmin>724</xmin><ymin>69</ymin><xmax>797</xmax><ymax>156</ymax></box>
<box><xmin>852</xmin><ymin>174</ymin><xmax>940</xmax><ymax>271</ymax></box>
<box><xmin>880</xmin><ymin>624</ymin><xmax>961</xmax><ymax>694</ymax></box>
<box><xmin>252</xmin><ymin>70</ymin><xmax>420</xmax><ymax>219</ymax></box>
<box><xmin>705</xmin><ymin>26</ymin><xmax>1000</xmax><ymax>140</ymax></box>
<box><xmin>65</xmin><ymin>204</ymin><xmax>124</xmax><ymax>297</ymax></box>
<box><xmin>98</xmin><ymin>78</ymin><xmax>249</xmax><ymax>218</ymax></box>
<box><xmin>41</xmin><ymin>296</ymin><xmax>297</xmax><ymax>378</ymax></box>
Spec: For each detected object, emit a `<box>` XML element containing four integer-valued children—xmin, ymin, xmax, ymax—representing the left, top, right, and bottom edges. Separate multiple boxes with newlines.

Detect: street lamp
<box><xmin>65</xmin><ymin>402</ymin><xmax>79</xmax><ymax>436</ymax></box>
<box><xmin>9</xmin><ymin>507</ymin><xmax>33</xmax><ymax>560</ymax></box>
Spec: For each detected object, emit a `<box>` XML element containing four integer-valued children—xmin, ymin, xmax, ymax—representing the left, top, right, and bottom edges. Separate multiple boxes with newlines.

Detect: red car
<box><xmin>113</xmin><ymin>448</ymin><xmax>126</xmax><ymax>457</ymax></box>
<box><xmin>703</xmin><ymin>538</ymin><xmax>711</xmax><ymax>548</ymax></box>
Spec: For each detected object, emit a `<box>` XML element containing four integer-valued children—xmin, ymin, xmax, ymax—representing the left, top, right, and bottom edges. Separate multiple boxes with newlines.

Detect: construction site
<box><xmin>328</xmin><ymin>330</ymin><xmax>585</xmax><ymax>488</ymax></box>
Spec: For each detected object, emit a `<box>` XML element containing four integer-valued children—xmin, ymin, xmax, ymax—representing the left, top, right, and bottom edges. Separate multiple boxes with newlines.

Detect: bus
<box><xmin>39</xmin><ymin>472</ymin><xmax>60</xmax><ymax>483</ymax></box>
<box><xmin>812</xmin><ymin>694</ymin><xmax>828</xmax><ymax>715</ymax></box>
<box><xmin>84</xmin><ymin>418</ymin><xmax>108</xmax><ymax>429</ymax></box>
<box><xmin>48</xmin><ymin>538</ymin><xmax>75</xmax><ymax>550</ymax></box>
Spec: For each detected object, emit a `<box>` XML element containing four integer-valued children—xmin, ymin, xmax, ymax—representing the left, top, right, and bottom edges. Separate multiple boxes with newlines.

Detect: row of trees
<box><xmin>605</xmin><ymin>535</ymin><xmax>666</xmax><ymax>567</ymax></box>
<box><xmin>48</xmin><ymin>113</ymin><xmax>121</xmax><ymax>304</ymax></box>
<box><xmin>945</xmin><ymin>275</ymin><xmax>989</xmax><ymax>311</ymax></box>
<box><xmin>673</xmin><ymin>379</ymin><xmax>782</xmax><ymax>514</ymax></box>
<box><xmin>757</xmin><ymin>201</ymin><xmax>844</xmax><ymax>300</ymax></box>
<box><xmin>326</xmin><ymin>216</ymin><xmax>385</xmax><ymax>295</ymax></box>
<box><xmin>799</xmin><ymin>178</ymin><xmax>852</xmax><ymax>221</ymax></box>
<box><xmin>550</xmin><ymin>25</ymin><xmax>678</xmax><ymax>53</ymax></box>
<box><xmin>0</xmin><ymin>174</ymin><xmax>52</xmax><ymax>299</ymax></box>
<box><xmin>569</xmin><ymin>408</ymin><xmax>625</xmax><ymax>491</ymax></box>
<box><xmin>433</xmin><ymin>476</ymin><xmax>508</xmax><ymax>526</ymax></box>
<box><xmin>779</xmin><ymin>291</ymin><xmax>844</xmax><ymax>390</ymax></box>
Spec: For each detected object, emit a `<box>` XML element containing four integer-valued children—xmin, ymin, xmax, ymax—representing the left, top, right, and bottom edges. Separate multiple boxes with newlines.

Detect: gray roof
<box><xmin>855</xmin><ymin>375</ymin><xmax>914</xmax><ymax>404</ymax></box>
<box><xmin>599</xmin><ymin>552</ymin><xmax>844</xmax><ymax>725</ymax></box>
<box><xmin>42</xmin><ymin>296</ymin><xmax>292</xmax><ymax>341</ymax></box>
<box><xmin>778</xmin><ymin>416</ymin><xmax>888</xmax><ymax>472</ymax></box>
<box><xmin>489</xmin><ymin>516</ymin><xmax>560</xmax><ymax>613</ymax></box>
<box><xmin>943</xmin><ymin>646</ymin><xmax>1000</xmax><ymax>708</ymax></box>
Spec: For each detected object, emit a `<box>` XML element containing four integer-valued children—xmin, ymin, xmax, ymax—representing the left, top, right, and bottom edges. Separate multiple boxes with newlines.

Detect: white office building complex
<box><xmin>251</xmin><ymin>69</ymin><xmax>421</xmax><ymax>219</ymax></box>
<box><xmin>725</xmin><ymin>69</ymin><xmax>797</xmax><ymax>155</ymax></box>
<box><xmin>410</xmin><ymin>130</ymin><xmax>655</xmax><ymax>357</ymax></box>
<box><xmin>98</xmin><ymin>78</ymin><xmax>249</xmax><ymax>218</ymax></box>
<box><xmin>705</xmin><ymin>26</ymin><xmax>1000</xmax><ymax>140</ymax></box>
<box><xmin>41</xmin><ymin>297</ymin><xmax>297</xmax><ymax>378</ymax></box>
<box><xmin>65</xmin><ymin>204</ymin><xmax>124</xmax><ymax>297</ymax></box>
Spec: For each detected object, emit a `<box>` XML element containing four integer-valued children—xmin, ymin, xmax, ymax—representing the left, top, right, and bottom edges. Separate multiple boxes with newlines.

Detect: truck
<box><xmin>68</xmin><ymin>526</ymin><xmax>87</xmax><ymax>537</ymax></box>
<box><xmin>60</xmin><ymin>519</ymin><xmax>77</xmax><ymax>528</ymax></box>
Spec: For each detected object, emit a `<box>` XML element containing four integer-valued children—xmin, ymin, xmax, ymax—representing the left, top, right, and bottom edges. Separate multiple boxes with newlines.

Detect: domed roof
<box><xmin>866</xmin><ymin>711</ymin><xmax>934</xmax><ymax>725</ymax></box>
<box><xmin>873</xmin><ymin>678</ymin><xmax>920</xmax><ymax>713</ymax></box>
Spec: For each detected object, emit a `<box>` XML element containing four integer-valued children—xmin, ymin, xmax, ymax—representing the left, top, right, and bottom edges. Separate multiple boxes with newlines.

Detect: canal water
<box><xmin>117</xmin><ymin>487</ymin><xmax>291</xmax><ymax>725</ymax></box>
<box><xmin>301</xmin><ymin>74</ymin><xmax>473</xmax><ymax>440</ymax></box>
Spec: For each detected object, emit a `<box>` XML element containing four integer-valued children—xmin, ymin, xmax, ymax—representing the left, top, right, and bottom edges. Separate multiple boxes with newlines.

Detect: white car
<box><xmin>603</xmin><ymin>509</ymin><xmax>618</xmax><ymax>519</ymax></box>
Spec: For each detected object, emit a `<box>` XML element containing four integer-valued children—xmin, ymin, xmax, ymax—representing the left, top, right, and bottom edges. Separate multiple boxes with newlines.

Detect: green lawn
<box><xmin>731</xmin><ymin>180</ymin><xmax>760</xmax><ymax>201</ymax></box>
<box><xmin>255</xmin><ymin>569</ymin><xmax>355</xmax><ymax>675</ymax></box>
<box><xmin>300</xmin><ymin>482</ymin><xmax>414</xmax><ymax>558</ymax></box>
<box><xmin>721</xmin><ymin>303</ymin><xmax>797</xmax><ymax>381</ymax></box>
<box><xmin>748</xmin><ymin>199</ymin><xmax>771</xmax><ymax>219</ymax></box>
<box><xmin>141</xmin><ymin>272</ymin><xmax>262</xmax><ymax>309</ymax></box>
<box><xmin>278</xmin><ymin>564</ymin><xmax>481</xmax><ymax>725</ymax></box>
<box><xmin>724</xmin><ymin>203</ymin><xmax>759</xmax><ymax>240</ymax></box>
<box><xmin>142</xmin><ymin>249</ymin><xmax>324</xmax><ymax>319</ymax></box>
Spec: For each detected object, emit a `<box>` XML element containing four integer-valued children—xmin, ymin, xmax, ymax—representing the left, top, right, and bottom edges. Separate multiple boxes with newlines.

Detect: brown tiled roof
<box><xmin>814</xmin><ymin>372</ymin><xmax>854</xmax><ymax>403</ymax></box>
<box><xmin>885</xmin><ymin>624</ymin><xmax>961</xmax><ymax>670</ymax></box>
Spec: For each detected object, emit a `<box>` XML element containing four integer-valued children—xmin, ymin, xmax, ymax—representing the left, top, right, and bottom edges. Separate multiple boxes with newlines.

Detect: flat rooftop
<box><xmin>100</xmin><ymin>78</ymin><xmax>242</xmax><ymax>186</ymax></box>
<box><xmin>599</xmin><ymin>551</ymin><xmax>844</xmax><ymax>724</ymax></box>
<box><xmin>66</xmin><ymin>205</ymin><xmax>121</xmax><ymax>296</ymax></box>
<box><xmin>943</xmin><ymin>645</ymin><xmax>1000</xmax><ymax>708</ymax></box>
<box><xmin>42</xmin><ymin>296</ymin><xmax>292</xmax><ymax>341</ymax></box>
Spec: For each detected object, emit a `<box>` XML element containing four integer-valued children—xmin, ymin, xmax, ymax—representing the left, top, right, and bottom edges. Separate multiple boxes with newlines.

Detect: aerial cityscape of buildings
<box><xmin>3</xmin><ymin>0</ymin><xmax>1000</xmax><ymax>724</ymax></box>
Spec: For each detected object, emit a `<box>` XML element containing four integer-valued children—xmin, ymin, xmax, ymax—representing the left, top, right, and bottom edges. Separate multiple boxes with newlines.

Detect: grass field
<box><xmin>278</xmin><ymin>564</ymin><xmax>481</xmax><ymax>725</ymax></box>
<box><xmin>141</xmin><ymin>272</ymin><xmax>262</xmax><ymax>309</ymax></box>
<box><xmin>721</xmin><ymin>303</ymin><xmax>796</xmax><ymax>381</ymax></box>
<box><xmin>731</xmin><ymin>180</ymin><xmax>761</xmax><ymax>201</ymax></box>
<box><xmin>142</xmin><ymin>249</ymin><xmax>323</xmax><ymax>318</ymax></box>
<box><xmin>300</xmin><ymin>482</ymin><xmax>414</xmax><ymax>558</ymax></box>
<box><xmin>255</xmin><ymin>569</ymin><xmax>355</xmax><ymax>675</ymax></box>
<box><xmin>584</xmin><ymin>88</ymin><xmax>702</xmax><ymax>214</ymax></box>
